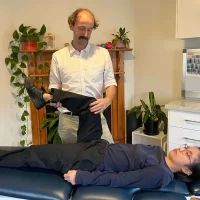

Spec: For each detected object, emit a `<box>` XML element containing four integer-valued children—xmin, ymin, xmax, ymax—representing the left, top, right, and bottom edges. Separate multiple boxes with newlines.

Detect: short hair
<box><xmin>68</xmin><ymin>8</ymin><xmax>99</xmax><ymax>30</ymax></box>
<box><xmin>174</xmin><ymin>147</ymin><xmax>200</xmax><ymax>183</ymax></box>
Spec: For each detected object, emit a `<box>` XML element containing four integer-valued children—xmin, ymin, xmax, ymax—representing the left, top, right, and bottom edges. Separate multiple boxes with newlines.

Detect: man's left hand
<box><xmin>90</xmin><ymin>98</ymin><xmax>111</xmax><ymax>114</ymax></box>
<box><xmin>64</xmin><ymin>170</ymin><xmax>77</xmax><ymax>185</ymax></box>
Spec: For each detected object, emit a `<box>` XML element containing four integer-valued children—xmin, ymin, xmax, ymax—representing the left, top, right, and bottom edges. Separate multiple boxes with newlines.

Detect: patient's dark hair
<box><xmin>68</xmin><ymin>8</ymin><xmax>99</xmax><ymax>29</ymax></box>
<box><xmin>174</xmin><ymin>147</ymin><xmax>200</xmax><ymax>183</ymax></box>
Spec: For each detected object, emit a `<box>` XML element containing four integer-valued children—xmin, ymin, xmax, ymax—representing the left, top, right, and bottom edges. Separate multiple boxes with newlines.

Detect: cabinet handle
<box><xmin>185</xmin><ymin>119</ymin><xmax>200</xmax><ymax>125</ymax></box>
<box><xmin>183</xmin><ymin>137</ymin><xmax>200</xmax><ymax>143</ymax></box>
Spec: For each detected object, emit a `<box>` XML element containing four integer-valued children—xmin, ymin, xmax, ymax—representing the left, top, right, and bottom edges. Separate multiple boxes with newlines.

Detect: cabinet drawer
<box><xmin>169</xmin><ymin>110</ymin><xmax>200</xmax><ymax>130</ymax></box>
<box><xmin>168</xmin><ymin>126</ymin><xmax>200</xmax><ymax>144</ymax></box>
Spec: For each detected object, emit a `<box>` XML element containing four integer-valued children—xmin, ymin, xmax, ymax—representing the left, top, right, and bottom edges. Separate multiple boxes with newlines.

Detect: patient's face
<box><xmin>169</xmin><ymin>146</ymin><xmax>200</xmax><ymax>167</ymax></box>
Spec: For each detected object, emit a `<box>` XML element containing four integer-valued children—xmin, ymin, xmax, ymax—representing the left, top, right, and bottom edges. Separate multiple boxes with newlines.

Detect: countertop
<box><xmin>165</xmin><ymin>98</ymin><xmax>200</xmax><ymax>113</ymax></box>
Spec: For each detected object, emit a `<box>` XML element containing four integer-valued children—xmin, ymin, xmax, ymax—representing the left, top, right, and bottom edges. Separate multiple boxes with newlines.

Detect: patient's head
<box><xmin>167</xmin><ymin>145</ymin><xmax>200</xmax><ymax>182</ymax></box>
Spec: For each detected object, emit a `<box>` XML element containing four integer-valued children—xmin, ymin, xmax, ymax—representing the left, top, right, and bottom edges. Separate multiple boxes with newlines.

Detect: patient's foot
<box><xmin>24</xmin><ymin>77</ymin><xmax>51</xmax><ymax>110</ymax></box>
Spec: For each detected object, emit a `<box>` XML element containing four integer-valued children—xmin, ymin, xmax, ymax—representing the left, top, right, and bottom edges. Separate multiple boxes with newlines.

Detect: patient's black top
<box><xmin>76</xmin><ymin>143</ymin><xmax>174</xmax><ymax>190</ymax></box>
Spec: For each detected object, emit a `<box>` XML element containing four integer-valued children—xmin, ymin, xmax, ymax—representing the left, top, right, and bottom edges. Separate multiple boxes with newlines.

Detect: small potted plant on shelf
<box><xmin>112</xmin><ymin>27</ymin><xmax>130</xmax><ymax>49</ymax></box>
<box><xmin>128</xmin><ymin>92</ymin><xmax>168</xmax><ymax>135</ymax></box>
<box><xmin>12</xmin><ymin>24</ymin><xmax>47</xmax><ymax>51</ymax></box>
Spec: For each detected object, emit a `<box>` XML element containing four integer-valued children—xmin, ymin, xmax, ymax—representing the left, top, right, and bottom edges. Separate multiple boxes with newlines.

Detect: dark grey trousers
<box><xmin>0</xmin><ymin>89</ymin><xmax>108</xmax><ymax>173</ymax></box>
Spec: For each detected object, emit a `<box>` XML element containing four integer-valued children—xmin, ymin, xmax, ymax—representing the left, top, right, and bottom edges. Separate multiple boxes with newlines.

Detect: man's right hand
<box><xmin>50</xmin><ymin>102</ymin><xmax>62</xmax><ymax>108</ymax></box>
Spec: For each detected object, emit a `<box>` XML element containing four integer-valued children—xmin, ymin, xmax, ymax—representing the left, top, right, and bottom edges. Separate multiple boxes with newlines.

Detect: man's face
<box><xmin>168</xmin><ymin>146</ymin><xmax>200</xmax><ymax>168</ymax></box>
<box><xmin>70</xmin><ymin>11</ymin><xmax>94</xmax><ymax>45</ymax></box>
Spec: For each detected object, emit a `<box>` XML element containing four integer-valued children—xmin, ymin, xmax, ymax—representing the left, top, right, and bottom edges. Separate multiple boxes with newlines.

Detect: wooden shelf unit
<box><xmin>24</xmin><ymin>48</ymin><xmax>132</xmax><ymax>144</ymax></box>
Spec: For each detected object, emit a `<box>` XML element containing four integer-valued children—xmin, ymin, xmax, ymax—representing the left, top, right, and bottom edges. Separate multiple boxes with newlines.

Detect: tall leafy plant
<box><xmin>128</xmin><ymin>92</ymin><xmax>168</xmax><ymax>134</ymax></box>
<box><xmin>5</xmin><ymin>24</ymin><xmax>47</xmax><ymax>146</ymax></box>
<box><xmin>40</xmin><ymin>111</ymin><xmax>62</xmax><ymax>144</ymax></box>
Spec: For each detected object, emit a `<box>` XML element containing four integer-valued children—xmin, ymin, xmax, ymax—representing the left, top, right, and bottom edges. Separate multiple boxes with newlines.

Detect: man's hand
<box><xmin>64</xmin><ymin>170</ymin><xmax>77</xmax><ymax>185</ymax></box>
<box><xmin>90</xmin><ymin>98</ymin><xmax>111</xmax><ymax>114</ymax></box>
<box><xmin>50</xmin><ymin>102</ymin><xmax>62</xmax><ymax>108</ymax></box>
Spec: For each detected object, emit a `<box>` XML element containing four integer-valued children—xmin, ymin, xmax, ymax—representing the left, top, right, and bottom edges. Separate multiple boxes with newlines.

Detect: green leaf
<box><xmin>29</xmin><ymin>34</ymin><xmax>40</xmax><ymax>41</ymax></box>
<box><xmin>36</xmin><ymin>50</ymin><xmax>43</xmax><ymax>56</ymax></box>
<box><xmin>5</xmin><ymin>57</ymin><xmax>10</xmax><ymax>66</ymax></box>
<box><xmin>21</xmin><ymin>115</ymin><xmax>26</xmax><ymax>121</ymax></box>
<box><xmin>149</xmin><ymin>92</ymin><xmax>155</xmax><ymax>112</ymax></box>
<box><xmin>39</xmin><ymin>24</ymin><xmax>46</xmax><ymax>35</ymax></box>
<box><xmin>140</xmin><ymin>100</ymin><xmax>150</xmax><ymax>112</ymax></box>
<box><xmin>21</xmin><ymin>130</ymin><xmax>26</xmax><ymax>136</ymax></box>
<box><xmin>20</xmin><ymin>140</ymin><xmax>25</xmax><ymax>147</ymax></box>
<box><xmin>21</xmin><ymin>125</ymin><xmax>26</xmax><ymax>131</ymax></box>
<box><xmin>21</xmin><ymin>54</ymin><xmax>28</xmax><ymax>62</ymax></box>
<box><xmin>143</xmin><ymin>113</ymin><xmax>149</xmax><ymax>123</ymax></box>
<box><xmin>136</xmin><ymin>110</ymin><xmax>143</xmax><ymax>119</ymax></box>
<box><xmin>44</xmin><ymin>62</ymin><xmax>50</xmax><ymax>68</ymax></box>
<box><xmin>13</xmin><ymin>30</ymin><xmax>19</xmax><ymax>40</ymax></box>
<box><xmin>13</xmin><ymin>68</ymin><xmax>22</xmax><ymax>76</ymax></box>
<box><xmin>11</xmin><ymin>63</ymin><xmax>16</xmax><ymax>70</ymax></box>
<box><xmin>10</xmin><ymin>58</ymin><xmax>18</xmax><ymax>65</ymax></box>
<box><xmin>37</xmin><ymin>64</ymin><xmax>43</xmax><ymax>70</ymax></box>
<box><xmin>28</xmin><ymin>28</ymin><xmax>37</xmax><ymax>35</ymax></box>
<box><xmin>21</xmin><ymin>73</ymin><xmax>26</xmax><ymax>78</ymax></box>
<box><xmin>20</xmin><ymin>62</ymin><xmax>26</xmax><ymax>68</ymax></box>
<box><xmin>18</xmin><ymin>102</ymin><xmax>24</xmax><ymax>108</ymax></box>
<box><xmin>37</xmin><ymin>42</ymin><xmax>44</xmax><ymax>50</ymax></box>
<box><xmin>48</xmin><ymin>118</ymin><xmax>59</xmax><ymax>130</ymax></box>
<box><xmin>53</xmin><ymin>133</ymin><xmax>62</xmax><ymax>144</ymax></box>
<box><xmin>23</xmin><ymin>110</ymin><xmax>29</xmax><ymax>116</ymax></box>
<box><xmin>11</xmin><ymin>53</ymin><xmax>18</xmax><ymax>59</ymax></box>
<box><xmin>48</xmin><ymin>126</ymin><xmax>57</xmax><ymax>142</ymax></box>
<box><xmin>24</xmin><ymin>96</ymin><xmax>30</xmax><ymax>102</ymax></box>
<box><xmin>10</xmin><ymin>76</ymin><xmax>15</xmax><ymax>83</ymax></box>
<box><xmin>18</xmin><ymin>87</ymin><xmax>25</xmax><ymax>96</ymax></box>
<box><xmin>13</xmin><ymin>82</ymin><xmax>21</xmax><ymax>87</ymax></box>
<box><xmin>11</xmin><ymin>46</ymin><xmax>19</xmax><ymax>53</ymax></box>
<box><xmin>19</xmin><ymin>24</ymin><xmax>24</xmax><ymax>33</ymax></box>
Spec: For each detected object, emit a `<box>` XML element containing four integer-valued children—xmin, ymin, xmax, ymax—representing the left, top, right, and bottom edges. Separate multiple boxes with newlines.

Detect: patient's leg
<box><xmin>25</xmin><ymin>77</ymin><xmax>103</xmax><ymax>143</ymax></box>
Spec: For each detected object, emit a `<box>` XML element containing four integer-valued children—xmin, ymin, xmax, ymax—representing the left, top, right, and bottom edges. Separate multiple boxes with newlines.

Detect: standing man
<box><xmin>49</xmin><ymin>8</ymin><xmax>117</xmax><ymax>144</ymax></box>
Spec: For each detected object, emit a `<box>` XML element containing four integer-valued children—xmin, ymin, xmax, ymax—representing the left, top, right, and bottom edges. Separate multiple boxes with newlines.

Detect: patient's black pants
<box><xmin>51</xmin><ymin>89</ymin><xmax>103</xmax><ymax>143</ymax></box>
<box><xmin>0</xmin><ymin>90</ymin><xmax>107</xmax><ymax>173</ymax></box>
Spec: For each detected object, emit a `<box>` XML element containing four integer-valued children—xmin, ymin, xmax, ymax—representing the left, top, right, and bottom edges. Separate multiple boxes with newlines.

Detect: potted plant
<box><xmin>112</xmin><ymin>27</ymin><xmax>130</xmax><ymax>49</ymax></box>
<box><xmin>12</xmin><ymin>24</ymin><xmax>47</xmax><ymax>51</ymax></box>
<box><xmin>128</xmin><ymin>92</ymin><xmax>168</xmax><ymax>135</ymax></box>
<box><xmin>5</xmin><ymin>24</ymin><xmax>48</xmax><ymax>146</ymax></box>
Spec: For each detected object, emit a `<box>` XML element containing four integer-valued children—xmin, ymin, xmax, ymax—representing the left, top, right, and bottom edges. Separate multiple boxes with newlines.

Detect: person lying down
<box><xmin>0</xmin><ymin>77</ymin><xmax>199</xmax><ymax>190</ymax></box>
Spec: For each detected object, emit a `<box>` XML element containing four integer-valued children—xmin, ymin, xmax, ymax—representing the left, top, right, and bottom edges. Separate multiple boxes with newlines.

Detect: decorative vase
<box><xmin>23</xmin><ymin>41</ymin><xmax>37</xmax><ymax>51</ymax></box>
<box><xmin>144</xmin><ymin>119</ymin><xmax>159</xmax><ymax>135</ymax></box>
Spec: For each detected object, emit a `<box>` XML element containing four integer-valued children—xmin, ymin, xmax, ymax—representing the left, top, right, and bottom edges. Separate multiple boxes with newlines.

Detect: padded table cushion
<box><xmin>0</xmin><ymin>167</ymin><xmax>73</xmax><ymax>200</ymax></box>
<box><xmin>72</xmin><ymin>185</ymin><xmax>140</xmax><ymax>200</ymax></box>
<box><xmin>158</xmin><ymin>179</ymin><xmax>190</xmax><ymax>196</ymax></box>
<box><xmin>133</xmin><ymin>192</ymin><xmax>187</xmax><ymax>200</ymax></box>
<box><xmin>187</xmin><ymin>180</ymin><xmax>200</xmax><ymax>196</ymax></box>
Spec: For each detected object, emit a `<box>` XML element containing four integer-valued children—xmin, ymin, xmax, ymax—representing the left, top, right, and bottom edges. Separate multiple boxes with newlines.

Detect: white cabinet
<box><xmin>176</xmin><ymin>0</ymin><xmax>200</xmax><ymax>38</ymax></box>
<box><xmin>132</xmin><ymin>127</ymin><xmax>167</xmax><ymax>153</ymax></box>
<box><xmin>166</xmin><ymin>101</ymin><xmax>200</xmax><ymax>152</ymax></box>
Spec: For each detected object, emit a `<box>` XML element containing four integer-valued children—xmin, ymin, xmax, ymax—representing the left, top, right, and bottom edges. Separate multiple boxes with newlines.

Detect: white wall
<box><xmin>0</xmin><ymin>0</ymin><xmax>134</xmax><ymax>145</ymax></box>
<box><xmin>133</xmin><ymin>0</ymin><xmax>184</xmax><ymax>106</ymax></box>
